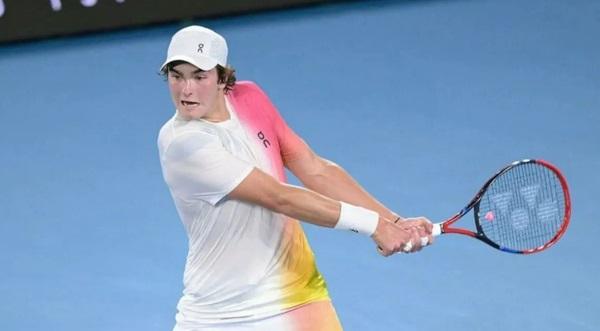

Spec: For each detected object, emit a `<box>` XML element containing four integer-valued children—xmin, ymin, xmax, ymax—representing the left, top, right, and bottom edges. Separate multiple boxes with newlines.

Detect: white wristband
<box><xmin>335</xmin><ymin>202</ymin><xmax>379</xmax><ymax>236</ymax></box>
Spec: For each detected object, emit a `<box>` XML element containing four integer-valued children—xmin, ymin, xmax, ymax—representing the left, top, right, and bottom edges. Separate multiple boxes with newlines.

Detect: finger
<box><xmin>403</xmin><ymin>228</ymin><xmax>422</xmax><ymax>253</ymax></box>
<box><xmin>416</xmin><ymin>234</ymin><xmax>434</xmax><ymax>249</ymax></box>
<box><xmin>422</xmin><ymin>220</ymin><xmax>433</xmax><ymax>233</ymax></box>
<box><xmin>412</xmin><ymin>227</ymin><xmax>423</xmax><ymax>249</ymax></box>
<box><xmin>402</xmin><ymin>220</ymin><xmax>431</xmax><ymax>234</ymax></box>
<box><xmin>401</xmin><ymin>236</ymin><xmax>432</xmax><ymax>253</ymax></box>
<box><xmin>402</xmin><ymin>240</ymin><xmax>413</xmax><ymax>253</ymax></box>
<box><xmin>407</xmin><ymin>217</ymin><xmax>433</xmax><ymax>233</ymax></box>
<box><xmin>414</xmin><ymin>217</ymin><xmax>433</xmax><ymax>233</ymax></box>
<box><xmin>415</xmin><ymin>225</ymin><xmax>429</xmax><ymax>238</ymax></box>
<box><xmin>427</xmin><ymin>234</ymin><xmax>434</xmax><ymax>245</ymax></box>
<box><xmin>377</xmin><ymin>245</ymin><xmax>392</xmax><ymax>257</ymax></box>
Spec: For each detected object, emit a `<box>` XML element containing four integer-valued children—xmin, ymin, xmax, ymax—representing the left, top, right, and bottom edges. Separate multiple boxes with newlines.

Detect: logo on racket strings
<box><xmin>487</xmin><ymin>184</ymin><xmax>559</xmax><ymax>230</ymax></box>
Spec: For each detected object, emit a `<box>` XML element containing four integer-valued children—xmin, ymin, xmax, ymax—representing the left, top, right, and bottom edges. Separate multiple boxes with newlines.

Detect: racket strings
<box><xmin>477</xmin><ymin>163</ymin><xmax>566</xmax><ymax>251</ymax></box>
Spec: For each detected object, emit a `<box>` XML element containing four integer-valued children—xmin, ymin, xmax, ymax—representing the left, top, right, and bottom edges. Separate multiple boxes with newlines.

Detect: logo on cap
<box><xmin>197</xmin><ymin>43</ymin><xmax>204</xmax><ymax>53</ymax></box>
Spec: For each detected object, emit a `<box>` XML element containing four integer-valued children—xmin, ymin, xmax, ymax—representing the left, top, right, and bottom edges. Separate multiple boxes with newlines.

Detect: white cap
<box><xmin>160</xmin><ymin>25</ymin><xmax>228</xmax><ymax>71</ymax></box>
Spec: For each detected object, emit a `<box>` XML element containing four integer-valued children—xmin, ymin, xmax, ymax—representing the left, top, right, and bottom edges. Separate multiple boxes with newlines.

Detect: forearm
<box><xmin>279</xmin><ymin>171</ymin><xmax>426</xmax><ymax>254</ymax></box>
<box><xmin>228</xmin><ymin>168</ymin><xmax>425</xmax><ymax>255</ymax></box>
<box><xmin>229</xmin><ymin>168</ymin><xmax>355</xmax><ymax>229</ymax></box>
<box><xmin>270</xmin><ymin>183</ymin><xmax>342</xmax><ymax>228</ymax></box>
<box><xmin>300</xmin><ymin>159</ymin><xmax>403</xmax><ymax>222</ymax></box>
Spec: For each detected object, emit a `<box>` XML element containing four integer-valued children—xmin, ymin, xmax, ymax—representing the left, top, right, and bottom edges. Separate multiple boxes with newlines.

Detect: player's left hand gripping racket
<box><xmin>407</xmin><ymin>159</ymin><xmax>571</xmax><ymax>254</ymax></box>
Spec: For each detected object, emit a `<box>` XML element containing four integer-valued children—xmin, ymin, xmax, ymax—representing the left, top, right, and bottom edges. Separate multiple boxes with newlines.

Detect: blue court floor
<box><xmin>1</xmin><ymin>0</ymin><xmax>599</xmax><ymax>330</ymax></box>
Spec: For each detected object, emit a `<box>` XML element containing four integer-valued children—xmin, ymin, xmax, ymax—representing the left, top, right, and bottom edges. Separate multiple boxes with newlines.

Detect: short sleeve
<box><xmin>160</xmin><ymin>131</ymin><xmax>254</xmax><ymax>205</ymax></box>
<box><xmin>243</xmin><ymin>82</ymin><xmax>306</xmax><ymax>164</ymax></box>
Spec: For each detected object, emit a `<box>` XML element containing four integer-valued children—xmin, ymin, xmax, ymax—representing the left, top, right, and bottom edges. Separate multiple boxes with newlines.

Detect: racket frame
<box><xmin>437</xmin><ymin>159</ymin><xmax>571</xmax><ymax>254</ymax></box>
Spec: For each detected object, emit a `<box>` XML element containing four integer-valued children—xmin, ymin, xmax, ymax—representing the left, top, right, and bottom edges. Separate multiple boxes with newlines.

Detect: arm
<box><xmin>234</xmin><ymin>83</ymin><xmax>431</xmax><ymax>249</ymax></box>
<box><xmin>229</xmin><ymin>168</ymin><xmax>340</xmax><ymax>228</ymax></box>
<box><xmin>281</xmin><ymin>133</ymin><xmax>433</xmax><ymax>242</ymax></box>
<box><xmin>286</xmin><ymin>141</ymin><xmax>402</xmax><ymax>221</ymax></box>
<box><xmin>160</xmin><ymin>126</ymin><xmax>423</xmax><ymax>255</ymax></box>
<box><xmin>227</xmin><ymin>167</ymin><xmax>422</xmax><ymax>256</ymax></box>
<box><xmin>246</xmin><ymin>82</ymin><xmax>402</xmax><ymax>221</ymax></box>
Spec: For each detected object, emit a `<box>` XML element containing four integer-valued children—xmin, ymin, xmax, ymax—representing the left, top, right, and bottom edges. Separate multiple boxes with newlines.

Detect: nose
<box><xmin>182</xmin><ymin>79</ymin><xmax>193</xmax><ymax>96</ymax></box>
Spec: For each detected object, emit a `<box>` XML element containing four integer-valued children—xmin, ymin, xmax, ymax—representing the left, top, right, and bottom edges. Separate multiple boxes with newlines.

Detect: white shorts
<box><xmin>172</xmin><ymin>300</ymin><xmax>342</xmax><ymax>331</ymax></box>
<box><xmin>173</xmin><ymin>311</ymin><xmax>293</xmax><ymax>331</ymax></box>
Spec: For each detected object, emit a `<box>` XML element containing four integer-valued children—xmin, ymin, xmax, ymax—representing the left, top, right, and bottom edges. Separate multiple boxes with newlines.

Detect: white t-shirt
<box><xmin>158</xmin><ymin>82</ymin><xmax>329</xmax><ymax>328</ymax></box>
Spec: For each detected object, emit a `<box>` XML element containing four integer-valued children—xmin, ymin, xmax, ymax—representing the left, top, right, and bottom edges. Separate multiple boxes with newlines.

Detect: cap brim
<box><xmin>159</xmin><ymin>55</ymin><xmax>218</xmax><ymax>72</ymax></box>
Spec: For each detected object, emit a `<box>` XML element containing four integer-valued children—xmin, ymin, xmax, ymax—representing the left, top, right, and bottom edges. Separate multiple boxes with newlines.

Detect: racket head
<box><xmin>473</xmin><ymin>159</ymin><xmax>571</xmax><ymax>254</ymax></box>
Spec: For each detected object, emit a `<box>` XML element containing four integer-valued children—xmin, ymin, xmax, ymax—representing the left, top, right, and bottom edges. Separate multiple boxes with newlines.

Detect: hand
<box><xmin>371</xmin><ymin>217</ymin><xmax>421</xmax><ymax>256</ymax></box>
<box><xmin>371</xmin><ymin>216</ymin><xmax>434</xmax><ymax>256</ymax></box>
<box><xmin>399</xmin><ymin>216</ymin><xmax>435</xmax><ymax>250</ymax></box>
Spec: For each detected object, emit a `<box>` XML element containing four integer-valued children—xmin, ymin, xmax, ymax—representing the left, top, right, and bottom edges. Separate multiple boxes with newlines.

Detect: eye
<box><xmin>194</xmin><ymin>75</ymin><xmax>206</xmax><ymax>81</ymax></box>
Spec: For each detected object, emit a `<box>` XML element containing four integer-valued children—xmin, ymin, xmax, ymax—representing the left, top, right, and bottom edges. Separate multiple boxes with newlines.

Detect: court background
<box><xmin>1</xmin><ymin>0</ymin><xmax>598</xmax><ymax>330</ymax></box>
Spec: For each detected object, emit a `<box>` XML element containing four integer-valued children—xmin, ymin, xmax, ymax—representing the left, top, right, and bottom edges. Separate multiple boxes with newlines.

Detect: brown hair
<box><xmin>216</xmin><ymin>65</ymin><xmax>236</xmax><ymax>94</ymax></box>
<box><xmin>160</xmin><ymin>61</ymin><xmax>237</xmax><ymax>94</ymax></box>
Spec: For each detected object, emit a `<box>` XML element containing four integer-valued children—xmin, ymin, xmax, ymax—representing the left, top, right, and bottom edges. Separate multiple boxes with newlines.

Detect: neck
<box><xmin>203</xmin><ymin>91</ymin><xmax>230</xmax><ymax>122</ymax></box>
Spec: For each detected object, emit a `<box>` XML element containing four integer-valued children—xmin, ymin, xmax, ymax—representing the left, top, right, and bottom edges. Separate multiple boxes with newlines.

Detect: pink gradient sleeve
<box><xmin>229</xmin><ymin>82</ymin><xmax>307</xmax><ymax>182</ymax></box>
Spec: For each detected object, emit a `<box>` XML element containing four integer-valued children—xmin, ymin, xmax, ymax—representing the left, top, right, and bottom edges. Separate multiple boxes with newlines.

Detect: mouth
<box><xmin>181</xmin><ymin>100</ymin><xmax>199</xmax><ymax>107</ymax></box>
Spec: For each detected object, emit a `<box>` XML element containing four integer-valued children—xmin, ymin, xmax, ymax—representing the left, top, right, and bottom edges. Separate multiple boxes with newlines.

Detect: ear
<box><xmin>215</xmin><ymin>67</ymin><xmax>226</xmax><ymax>90</ymax></box>
<box><xmin>217</xmin><ymin>79</ymin><xmax>227</xmax><ymax>91</ymax></box>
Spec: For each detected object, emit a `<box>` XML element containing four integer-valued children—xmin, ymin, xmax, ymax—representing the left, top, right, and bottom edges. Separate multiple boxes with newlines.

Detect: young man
<box><xmin>157</xmin><ymin>25</ymin><xmax>433</xmax><ymax>331</ymax></box>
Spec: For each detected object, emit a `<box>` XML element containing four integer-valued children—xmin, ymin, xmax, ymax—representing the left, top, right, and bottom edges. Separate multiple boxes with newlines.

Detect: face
<box><xmin>167</xmin><ymin>62</ymin><xmax>226</xmax><ymax>121</ymax></box>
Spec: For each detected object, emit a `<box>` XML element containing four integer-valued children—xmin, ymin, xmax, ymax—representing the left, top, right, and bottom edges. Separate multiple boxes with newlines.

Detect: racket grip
<box><xmin>432</xmin><ymin>223</ymin><xmax>442</xmax><ymax>236</ymax></box>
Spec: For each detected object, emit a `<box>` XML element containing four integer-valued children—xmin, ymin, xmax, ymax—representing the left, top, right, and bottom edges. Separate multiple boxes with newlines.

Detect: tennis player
<box><xmin>157</xmin><ymin>25</ymin><xmax>434</xmax><ymax>331</ymax></box>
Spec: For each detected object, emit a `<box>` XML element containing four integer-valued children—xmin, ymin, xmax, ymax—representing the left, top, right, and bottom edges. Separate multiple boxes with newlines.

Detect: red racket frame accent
<box><xmin>437</xmin><ymin>159</ymin><xmax>571</xmax><ymax>254</ymax></box>
<box><xmin>521</xmin><ymin>159</ymin><xmax>571</xmax><ymax>254</ymax></box>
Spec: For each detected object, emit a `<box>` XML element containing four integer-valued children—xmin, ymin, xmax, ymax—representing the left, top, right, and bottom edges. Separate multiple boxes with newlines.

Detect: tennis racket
<box><xmin>406</xmin><ymin>159</ymin><xmax>571</xmax><ymax>254</ymax></box>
